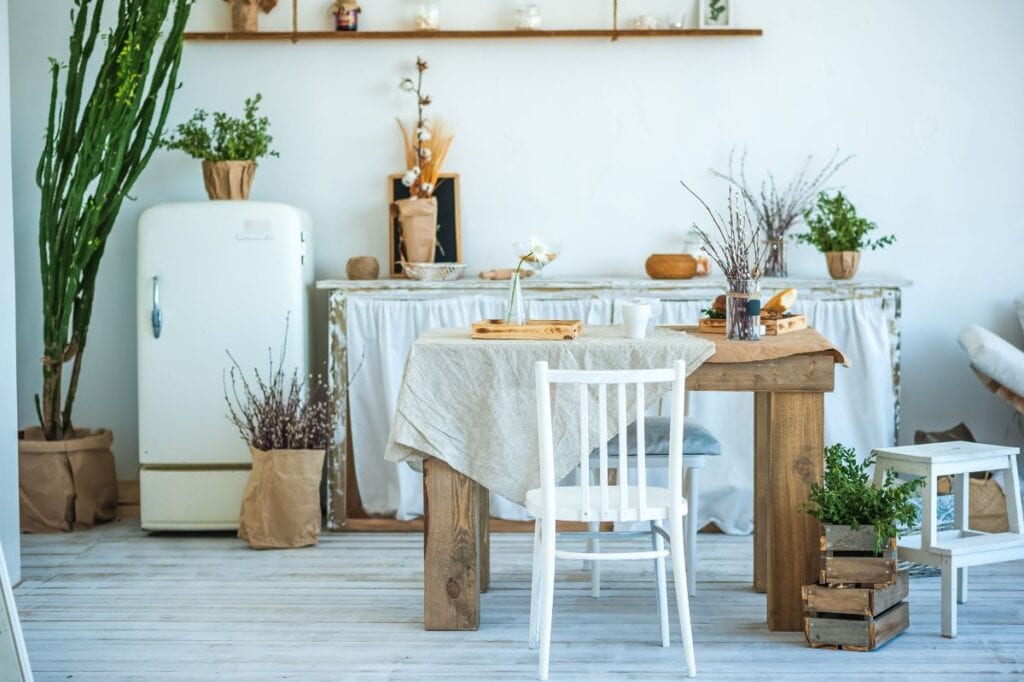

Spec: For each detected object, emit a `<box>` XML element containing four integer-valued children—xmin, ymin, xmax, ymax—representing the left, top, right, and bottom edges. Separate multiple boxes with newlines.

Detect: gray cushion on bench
<box><xmin>603</xmin><ymin>417</ymin><xmax>721</xmax><ymax>457</ymax></box>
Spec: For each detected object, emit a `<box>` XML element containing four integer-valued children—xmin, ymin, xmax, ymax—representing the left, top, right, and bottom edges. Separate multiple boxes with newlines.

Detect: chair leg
<box><xmin>588</xmin><ymin>520</ymin><xmax>601</xmax><ymax>598</ymax></box>
<box><xmin>941</xmin><ymin>556</ymin><xmax>957</xmax><ymax>638</ymax></box>
<box><xmin>957</xmin><ymin>567</ymin><xmax>968</xmax><ymax>605</ymax></box>
<box><xmin>669</xmin><ymin>514</ymin><xmax>697</xmax><ymax>678</ymax></box>
<box><xmin>651</xmin><ymin>520</ymin><xmax>670</xmax><ymax>647</ymax></box>
<box><xmin>684</xmin><ymin>467</ymin><xmax>699</xmax><ymax>596</ymax></box>
<box><xmin>538</xmin><ymin>516</ymin><xmax>557</xmax><ymax>681</ymax></box>
<box><xmin>529</xmin><ymin>520</ymin><xmax>543</xmax><ymax>649</ymax></box>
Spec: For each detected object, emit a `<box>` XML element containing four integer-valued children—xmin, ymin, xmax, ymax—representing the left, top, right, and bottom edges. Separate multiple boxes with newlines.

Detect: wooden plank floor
<box><xmin>14</xmin><ymin>521</ymin><xmax>1024</xmax><ymax>680</ymax></box>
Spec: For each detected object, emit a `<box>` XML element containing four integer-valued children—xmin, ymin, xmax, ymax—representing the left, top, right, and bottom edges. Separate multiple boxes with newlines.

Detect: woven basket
<box><xmin>402</xmin><ymin>262</ymin><xmax>466</xmax><ymax>282</ymax></box>
<box><xmin>645</xmin><ymin>254</ymin><xmax>698</xmax><ymax>280</ymax></box>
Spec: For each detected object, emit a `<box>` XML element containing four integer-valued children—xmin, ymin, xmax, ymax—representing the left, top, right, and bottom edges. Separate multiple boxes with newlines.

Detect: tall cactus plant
<box><xmin>35</xmin><ymin>0</ymin><xmax>193</xmax><ymax>440</ymax></box>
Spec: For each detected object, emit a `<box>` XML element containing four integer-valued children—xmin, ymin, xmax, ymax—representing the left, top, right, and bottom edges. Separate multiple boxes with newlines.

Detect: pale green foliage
<box><xmin>796</xmin><ymin>191</ymin><xmax>895</xmax><ymax>253</ymax></box>
<box><xmin>163</xmin><ymin>94</ymin><xmax>279</xmax><ymax>163</ymax></box>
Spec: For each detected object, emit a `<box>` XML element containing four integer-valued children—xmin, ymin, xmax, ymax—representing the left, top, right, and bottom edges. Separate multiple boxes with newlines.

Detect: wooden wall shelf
<box><xmin>183</xmin><ymin>28</ymin><xmax>763</xmax><ymax>42</ymax></box>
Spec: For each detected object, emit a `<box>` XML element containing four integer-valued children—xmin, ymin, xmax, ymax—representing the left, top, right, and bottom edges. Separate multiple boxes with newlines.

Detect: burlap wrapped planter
<box><xmin>391</xmin><ymin>197</ymin><xmax>438</xmax><ymax>265</ymax></box>
<box><xmin>202</xmin><ymin>160</ymin><xmax>256</xmax><ymax>200</ymax></box>
<box><xmin>18</xmin><ymin>427</ymin><xmax>118</xmax><ymax>533</ymax></box>
<box><xmin>238</xmin><ymin>447</ymin><xmax>326</xmax><ymax>549</ymax></box>
<box><xmin>825</xmin><ymin>251</ymin><xmax>861</xmax><ymax>280</ymax></box>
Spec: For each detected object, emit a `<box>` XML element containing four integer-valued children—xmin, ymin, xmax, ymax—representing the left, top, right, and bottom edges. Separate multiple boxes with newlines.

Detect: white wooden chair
<box><xmin>527</xmin><ymin>360</ymin><xmax>696</xmax><ymax>680</ymax></box>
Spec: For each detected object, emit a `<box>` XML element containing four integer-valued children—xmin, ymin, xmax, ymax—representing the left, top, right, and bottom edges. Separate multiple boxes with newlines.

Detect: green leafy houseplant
<box><xmin>34</xmin><ymin>0</ymin><xmax>192</xmax><ymax>440</ymax></box>
<box><xmin>163</xmin><ymin>93</ymin><xmax>278</xmax><ymax>162</ymax></box>
<box><xmin>803</xmin><ymin>444</ymin><xmax>924</xmax><ymax>553</ymax></box>
<box><xmin>796</xmin><ymin>191</ymin><xmax>895</xmax><ymax>253</ymax></box>
<box><xmin>163</xmin><ymin>94</ymin><xmax>278</xmax><ymax>200</ymax></box>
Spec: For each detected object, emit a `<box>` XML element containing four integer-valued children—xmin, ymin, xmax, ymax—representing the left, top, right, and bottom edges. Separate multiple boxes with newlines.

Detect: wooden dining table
<box><xmin>417</xmin><ymin>329</ymin><xmax>844</xmax><ymax>633</ymax></box>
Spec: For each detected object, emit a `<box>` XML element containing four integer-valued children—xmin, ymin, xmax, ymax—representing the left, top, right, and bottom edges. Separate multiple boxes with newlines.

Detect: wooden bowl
<box><xmin>645</xmin><ymin>254</ymin><xmax>698</xmax><ymax>280</ymax></box>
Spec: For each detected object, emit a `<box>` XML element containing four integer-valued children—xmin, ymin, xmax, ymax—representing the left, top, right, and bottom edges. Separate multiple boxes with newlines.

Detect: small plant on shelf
<box><xmin>163</xmin><ymin>93</ymin><xmax>278</xmax><ymax>199</ymax></box>
<box><xmin>803</xmin><ymin>443</ymin><xmax>924</xmax><ymax>553</ymax></box>
<box><xmin>795</xmin><ymin>191</ymin><xmax>895</xmax><ymax>280</ymax></box>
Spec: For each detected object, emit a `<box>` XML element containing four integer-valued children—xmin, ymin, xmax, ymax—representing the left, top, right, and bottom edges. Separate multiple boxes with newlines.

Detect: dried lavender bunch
<box><xmin>680</xmin><ymin>181</ymin><xmax>766</xmax><ymax>284</ymax></box>
<box><xmin>711</xmin><ymin>148</ymin><xmax>852</xmax><ymax>241</ymax></box>
<box><xmin>224</xmin><ymin>336</ymin><xmax>333</xmax><ymax>451</ymax></box>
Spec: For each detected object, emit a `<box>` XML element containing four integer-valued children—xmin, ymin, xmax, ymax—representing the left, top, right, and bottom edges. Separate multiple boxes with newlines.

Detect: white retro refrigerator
<box><xmin>137</xmin><ymin>202</ymin><xmax>312</xmax><ymax>530</ymax></box>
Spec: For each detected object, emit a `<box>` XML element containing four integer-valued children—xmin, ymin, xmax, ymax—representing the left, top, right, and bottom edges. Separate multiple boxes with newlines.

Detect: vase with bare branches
<box><xmin>392</xmin><ymin>56</ymin><xmax>455</xmax><ymax>271</ymax></box>
<box><xmin>711</xmin><ymin>150</ymin><xmax>851</xmax><ymax>277</ymax></box>
<box><xmin>681</xmin><ymin>182</ymin><xmax>767</xmax><ymax>340</ymax></box>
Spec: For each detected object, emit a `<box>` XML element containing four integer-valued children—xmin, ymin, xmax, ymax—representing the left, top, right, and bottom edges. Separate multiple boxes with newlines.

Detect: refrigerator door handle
<box><xmin>151</xmin><ymin>276</ymin><xmax>163</xmax><ymax>339</ymax></box>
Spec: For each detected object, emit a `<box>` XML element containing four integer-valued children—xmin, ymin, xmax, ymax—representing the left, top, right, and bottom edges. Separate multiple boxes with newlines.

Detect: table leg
<box><xmin>758</xmin><ymin>392</ymin><xmax>824</xmax><ymax>632</ymax></box>
<box><xmin>423</xmin><ymin>457</ymin><xmax>481</xmax><ymax>631</ymax></box>
<box><xmin>479</xmin><ymin>484</ymin><xmax>490</xmax><ymax>593</ymax></box>
<box><xmin>753</xmin><ymin>393</ymin><xmax>770</xmax><ymax>594</ymax></box>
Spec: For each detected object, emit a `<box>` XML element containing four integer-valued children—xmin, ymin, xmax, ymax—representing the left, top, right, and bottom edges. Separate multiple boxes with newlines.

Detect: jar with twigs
<box><xmin>711</xmin><ymin>149</ymin><xmax>851</xmax><ymax>278</ymax></box>
<box><xmin>681</xmin><ymin>182</ymin><xmax>767</xmax><ymax>341</ymax></box>
<box><xmin>392</xmin><ymin>56</ymin><xmax>455</xmax><ymax>271</ymax></box>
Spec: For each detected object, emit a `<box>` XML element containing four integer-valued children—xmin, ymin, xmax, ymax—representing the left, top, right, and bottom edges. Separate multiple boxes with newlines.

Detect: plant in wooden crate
<box><xmin>801</xmin><ymin>444</ymin><xmax>924</xmax><ymax>651</ymax></box>
<box><xmin>226</xmin><ymin>334</ymin><xmax>334</xmax><ymax>549</ymax></box>
<box><xmin>163</xmin><ymin>93</ymin><xmax>278</xmax><ymax>200</ymax></box>
<box><xmin>795</xmin><ymin>191</ymin><xmax>894</xmax><ymax>280</ymax></box>
<box><xmin>712</xmin><ymin>150</ymin><xmax>851</xmax><ymax>277</ymax></box>
<box><xmin>20</xmin><ymin>0</ymin><xmax>192</xmax><ymax>533</ymax></box>
<box><xmin>393</xmin><ymin>56</ymin><xmax>455</xmax><ymax>267</ymax></box>
<box><xmin>680</xmin><ymin>181</ymin><xmax>766</xmax><ymax>340</ymax></box>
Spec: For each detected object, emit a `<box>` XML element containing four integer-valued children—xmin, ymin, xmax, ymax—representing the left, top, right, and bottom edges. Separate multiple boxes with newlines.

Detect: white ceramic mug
<box><xmin>622</xmin><ymin>301</ymin><xmax>652</xmax><ymax>340</ymax></box>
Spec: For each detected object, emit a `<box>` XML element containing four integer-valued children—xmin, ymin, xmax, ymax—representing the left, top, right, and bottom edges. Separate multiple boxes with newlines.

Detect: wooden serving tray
<box><xmin>471</xmin><ymin>319</ymin><xmax>583</xmax><ymax>340</ymax></box>
<box><xmin>698</xmin><ymin>313</ymin><xmax>808</xmax><ymax>336</ymax></box>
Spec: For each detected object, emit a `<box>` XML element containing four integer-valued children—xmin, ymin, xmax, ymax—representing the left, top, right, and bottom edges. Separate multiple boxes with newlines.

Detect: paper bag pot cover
<box><xmin>202</xmin><ymin>160</ymin><xmax>256</xmax><ymax>200</ymax></box>
<box><xmin>392</xmin><ymin>196</ymin><xmax>438</xmax><ymax>264</ymax></box>
<box><xmin>825</xmin><ymin>251</ymin><xmax>861</xmax><ymax>280</ymax></box>
<box><xmin>238</xmin><ymin>447</ymin><xmax>326</xmax><ymax>549</ymax></box>
<box><xmin>18</xmin><ymin>427</ymin><xmax>118</xmax><ymax>533</ymax></box>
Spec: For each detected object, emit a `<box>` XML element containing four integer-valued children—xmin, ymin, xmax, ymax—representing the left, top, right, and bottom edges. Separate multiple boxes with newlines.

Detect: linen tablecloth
<box><xmin>384</xmin><ymin>326</ymin><xmax>716</xmax><ymax>505</ymax></box>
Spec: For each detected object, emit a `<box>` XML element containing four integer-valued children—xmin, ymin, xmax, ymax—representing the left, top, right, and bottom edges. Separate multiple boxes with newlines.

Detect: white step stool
<box><xmin>872</xmin><ymin>441</ymin><xmax>1024</xmax><ymax>638</ymax></box>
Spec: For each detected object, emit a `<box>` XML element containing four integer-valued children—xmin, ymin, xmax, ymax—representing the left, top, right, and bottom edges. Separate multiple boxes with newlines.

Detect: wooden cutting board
<box><xmin>697</xmin><ymin>314</ymin><xmax>808</xmax><ymax>336</ymax></box>
<box><xmin>471</xmin><ymin>319</ymin><xmax>583</xmax><ymax>340</ymax></box>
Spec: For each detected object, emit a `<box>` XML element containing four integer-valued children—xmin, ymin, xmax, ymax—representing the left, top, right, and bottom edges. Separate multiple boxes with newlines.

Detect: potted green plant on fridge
<box><xmin>162</xmin><ymin>93</ymin><xmax>279</xmax><ymax>200</ymax></box>
<box><xmin>795</xmin><ymin>191</ymin><xmax>895</xmax><ymax>279</ymax></box>
<box><xmin>21</xmin><ymin>0</ymin><xmax>192</xmax><ymax>533</ymax></box>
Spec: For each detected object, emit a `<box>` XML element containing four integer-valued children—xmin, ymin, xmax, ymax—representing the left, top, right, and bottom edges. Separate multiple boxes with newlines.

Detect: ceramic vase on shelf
<box><xmin>764</xmin><ymin>236</ymin><xmax>787</xmax><ymax>278</ymax></box>
<box><xmin>391</xmin><ymin>197</ymin><xmax>438</xmax><ymax>264</ymax></box>
<box><xmin>515</xmin><ymin>2</ymin><xmax>542</xmax><ymax>30</ymax></box>
<box><xmin>826</xmin><ymin>251</ymin><xmax>860</xmax><ymax>280</ymax></box>
<box><xmin>506</xmin><ymin>270</ymin><xmax>526</xmax><ymax>325</ymax></box>
<box><xmin>725</xmin><ymin>278</ymin><xmax>761</xmax><ymax>341</ymax></box>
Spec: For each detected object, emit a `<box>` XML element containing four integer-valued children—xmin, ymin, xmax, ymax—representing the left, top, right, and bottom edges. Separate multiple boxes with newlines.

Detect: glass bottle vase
<box><xmin>725</xmin><ymin>278</ymin><xmax>761</xmax><ymax>341</ymax></box>
<box><xmin>764</xmin><ymin>237</ymin><xmax>787</xmax><ymax>278</ymax></box>
<box><xmin>506</xmin><ymin>270</ymin><xmax>526</xmax><ymax>325</ymax></box>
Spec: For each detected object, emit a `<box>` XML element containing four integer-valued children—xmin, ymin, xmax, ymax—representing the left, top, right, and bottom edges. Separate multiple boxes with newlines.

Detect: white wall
<box><xmin>1</xmin><ymin>0</ymin><xmax>21</xmax><ymax>584</ymax></box>
<box><xmin>9</xmin><ymin>0</ymin><xmax>1024</xmax><ymax>479</ymax></box>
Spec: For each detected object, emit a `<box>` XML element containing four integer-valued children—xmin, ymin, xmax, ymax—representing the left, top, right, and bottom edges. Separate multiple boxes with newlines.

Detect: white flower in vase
<box><xmin>526</xmin><ymin>235</ymin><xmax>550</xmax><ymax>266</ymax></box>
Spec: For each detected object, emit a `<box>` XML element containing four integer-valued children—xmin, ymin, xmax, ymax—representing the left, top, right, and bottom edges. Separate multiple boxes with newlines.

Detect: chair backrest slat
<box><xmin>578</xmin><ymin>383</ymin><xmax>590</xmax><ymax>520</ymax></box>
<box><xmin>535</xmin><ymin>361</ymin><xmax>686</xmax><ymax>521</ymax></box>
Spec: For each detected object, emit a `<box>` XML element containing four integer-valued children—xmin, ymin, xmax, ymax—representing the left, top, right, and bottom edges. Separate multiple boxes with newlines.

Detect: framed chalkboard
<box><xmin>387</xmin><ymin>173</ymin><xmax>462</xmax><ymax>278</ymax></box>
<box><xmin>0</xmin><ymin>544</ymin><xmax>32</xmax><ymax>681</ymax></box>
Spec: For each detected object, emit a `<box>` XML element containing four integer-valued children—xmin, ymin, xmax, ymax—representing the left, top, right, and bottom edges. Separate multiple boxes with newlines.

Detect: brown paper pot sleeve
<box><xmin>238</xmin><ymin>447</ymin><xmax>326</xmax><ymax>549</ymax></box>
<box><xmin>391</xmin><ymin>196</ymin><xmax>438</xmax><ymax>264</ymax></box>
<box><xmin>202</xmin><ymin>160</ymin><xmax>256</xmax><ymax>200</ymax></box>
<box><xmin>18</xmin><ymin>427</ymin><xmax>117</xmax><ymax>533</ymax></box>
<box><xmin>825</xmin><ymin>251</ymin><xmax>861</xmax><ymax>280</ymax></box>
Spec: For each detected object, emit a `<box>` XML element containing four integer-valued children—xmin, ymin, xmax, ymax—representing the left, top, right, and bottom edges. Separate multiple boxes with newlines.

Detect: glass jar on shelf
<box><xmin>515</xmin><ymin>2</ymin><xmax>542</xmax><ymax>30</ymax></box>
<box><xmin>413</xmin><ymin>0</ymin><xmax>440</xmax><ymax>30</ymax></box>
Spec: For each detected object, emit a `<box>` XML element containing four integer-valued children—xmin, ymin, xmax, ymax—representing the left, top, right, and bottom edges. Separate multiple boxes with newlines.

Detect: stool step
<box><xmin>899</xmin><ymin>529</ymin><xmax>1024</xmax><ymax>556</ymax></box>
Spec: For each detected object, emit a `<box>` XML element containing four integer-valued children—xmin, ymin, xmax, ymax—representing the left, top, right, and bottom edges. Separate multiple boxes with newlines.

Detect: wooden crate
<box><xmin>804</xmin><ymin>600</ymin><xmax>910</xmax><ymax>651</ymax></box>
<box><xmin>820</xmin><ymin>525</ymin><xmax>898</xmax><ymax>588</ymax></box>
<box><xmin>470</xmin><ymin>319</ymin><xmax>583</xmax><ymax>341</ymax></box>
<box><xmin>804</xmin><ymin>569</ymin><xmax>909</xmax><ymax>618</ymax></box>
<box><xmin>697</xmin><ymin>314</ymin><xmax>807</xmax><ymax>336</ymax></box>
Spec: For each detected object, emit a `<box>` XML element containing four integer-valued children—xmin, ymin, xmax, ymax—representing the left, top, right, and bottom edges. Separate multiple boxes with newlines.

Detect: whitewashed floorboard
<box><xmin>13</xmin><ymin>521</ymin><xmax>1024</xmax><ymax>681</ymax></box>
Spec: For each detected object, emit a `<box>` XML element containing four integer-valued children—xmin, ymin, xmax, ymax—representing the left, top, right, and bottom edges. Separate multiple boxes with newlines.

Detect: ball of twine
<box><xmin>346</xmin><ymin>256</ymin><xmax>380</xmax><ymax>280</ymax></box>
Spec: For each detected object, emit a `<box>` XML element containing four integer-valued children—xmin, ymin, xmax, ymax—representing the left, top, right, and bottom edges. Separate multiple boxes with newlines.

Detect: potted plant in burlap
<box><xmin>795</xmin><ymin>191</ymin><xmax>895</xmax><ymax>280</ymax></box>
<box><xmin>21</xmin><ymin>0</ymin><xmax>192</xmax><ymax>533</ymax></box>
<box><xmin>225</xmin><ymin>338</ymin><xmax>334</xmax><ymax>549</ymax></box>
<box><xmin>163</xmin><ymin>93</ymin><xmax>279</xmax><ymax>200</ymax></box>
<box><xmin>393</xmin><ymin>56</ymin><xmax>455</xmax><ymax>272</ymax></box>
<box><xmin>223</xmin><ymin>0</ymin><xmax>278</xmax><ymax>32</ymax></box>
